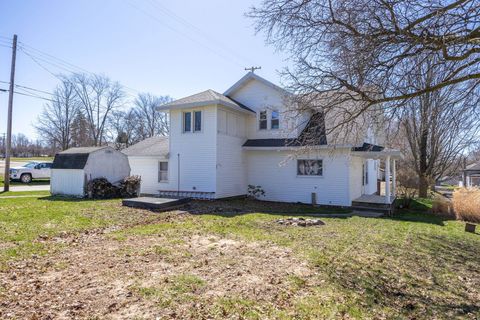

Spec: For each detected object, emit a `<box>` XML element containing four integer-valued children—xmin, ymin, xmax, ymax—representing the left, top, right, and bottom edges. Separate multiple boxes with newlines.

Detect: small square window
<box><xmin>194</xmin><ymin>111</ymin><xmax>202</xmax><ymax>132</ymax></box>
<box><xmin>271</xmin><ymin>110</ymin><xmax>279</xmax><ymax>129</ymax></box>
<box><xmin>297</xmin><ymin>160</ymin><xmax>323</xmax><ymax>176</ymax></box>
<box><xmin>259</xmin><ymin>111</ymin><xmax>267</xmax><ymax>130</ymax></box>
<box><xmin>159</xmin><ymin>161</ymin><xmax>168</xmax><ymax>182</ymax></box>
<box><xmin>183</xmin><ymin>112</ymin><xmax>192</xmax><ymax>132</ymax></box>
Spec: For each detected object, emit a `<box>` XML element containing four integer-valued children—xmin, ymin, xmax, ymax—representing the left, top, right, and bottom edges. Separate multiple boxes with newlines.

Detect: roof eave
<box><xmin>156</xmin><ymin>100</ymin><xmax>255</xmax><ymax>114</ymax></box>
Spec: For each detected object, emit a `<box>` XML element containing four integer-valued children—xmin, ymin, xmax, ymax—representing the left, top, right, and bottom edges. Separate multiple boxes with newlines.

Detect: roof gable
<box><xmin>224</xmin><ymin>72</ymin><xmax>288</xmax><ymax>97</ymax></box>
<box><xmin>157</xmin><ymin>89</ymin><xmax>254</xmax><ymax>114</ymax></box>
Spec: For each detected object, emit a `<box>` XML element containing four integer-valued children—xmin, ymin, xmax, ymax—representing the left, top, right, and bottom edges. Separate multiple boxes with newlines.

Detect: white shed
<box><xmin>122</xmin><ymin>136</ymin><xmax>172</xmax><ymax>195</ymax></box>
<box><xmin>51</xmin><ymin>146</ymin><xmax>131</xmax><ymax>197</ymax></box>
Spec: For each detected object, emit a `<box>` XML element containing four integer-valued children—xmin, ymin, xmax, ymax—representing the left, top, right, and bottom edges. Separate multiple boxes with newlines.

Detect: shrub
<box><xmin>452</xmin><ymin>188</ymin><xmax>480</xmax><ymax>223</ymax></box>
<box><xmin>431</xmin><ymin>196</ymin><xmax>455</xmax><ymax>219</ymax></box>
<box><xmin>247</xmin><ymin>185</ymin><xmax>265</xmax><ymax>199</ymax></box>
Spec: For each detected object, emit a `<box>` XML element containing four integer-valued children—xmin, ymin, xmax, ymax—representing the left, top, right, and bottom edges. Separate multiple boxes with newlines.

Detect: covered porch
<box><xmin>352</xmin><ymin>148</ymin><xmax>403</xmax><ymax>206</ymax></box>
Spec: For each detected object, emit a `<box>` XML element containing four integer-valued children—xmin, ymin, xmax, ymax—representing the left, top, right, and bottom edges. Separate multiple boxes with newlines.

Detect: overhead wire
<box><xmin>125</xmin><ymin>0</ymin><xmax>245</xmax><ymax>68</ymax></box>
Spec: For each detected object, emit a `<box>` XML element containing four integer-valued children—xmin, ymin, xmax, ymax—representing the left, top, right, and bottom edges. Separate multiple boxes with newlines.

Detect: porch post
<box><xmin>385</xmin><ymin>156</ymin><xmax>391</xmax><ymax>204</ymax></box>
<box><xmin>392</xmin><ymin>159</ymin><xmax>396</xmax><ymax>198</ymax></box>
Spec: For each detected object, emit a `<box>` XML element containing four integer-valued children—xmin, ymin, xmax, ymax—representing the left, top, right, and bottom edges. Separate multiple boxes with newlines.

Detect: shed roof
<box><xmin>122</xmin><ymin>136</ymin><xmax>169</xmax><ymax>157</ymax></box>
<box><xmin>157</xmin><ymin>89</ymin><xmax>255</xmax><ymax>114</ymax></box>
<box><xmin>52</xmin><ymin>146</ymin><xmax>112</xmax><ymax>169</ymax></box>
<box><xmin>59</xmin><ymin>146</ymin><xmax>109</xmax><ymax>154</ymax></box>
<box><xmin>52</xmin><ymin>153</ymin><xmax>90</xmax><ymax>169</ymax></box>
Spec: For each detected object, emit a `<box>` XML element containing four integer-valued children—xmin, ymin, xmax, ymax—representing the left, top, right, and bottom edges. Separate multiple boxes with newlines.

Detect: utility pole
<box><xmin>4</xmin><ymin>34</ymin><xmax>17</xmax><ymax>192</ymax></box>
<box><xmin>245</xmin><ymin>66</ymin><xmax>261</xmax><ymax>73</ymax></box>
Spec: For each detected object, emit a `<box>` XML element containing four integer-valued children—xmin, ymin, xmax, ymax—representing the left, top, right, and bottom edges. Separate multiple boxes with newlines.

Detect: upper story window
<box><xmin>194</xmin><ymin>111</ymin><xmax>202</xmax><ymax>132</ymax></box>
<box><xmin>183</xmin><ymin>111</ymin><xmax>202</xmax><ymax>133</ymax></box>
<box><xmin>271</xmin><ymin>110</ymin><xmax>279</xmax><ymax>129</ymax></box>
<box><xmin>183</xmin><ymin>112</ymin><xmax>192</xmax><ymax>132</ymax></box>
<box><xmin>259</xmin><ymin>111</ymin><xmax>267</xmax><ymax>130</ymax></box>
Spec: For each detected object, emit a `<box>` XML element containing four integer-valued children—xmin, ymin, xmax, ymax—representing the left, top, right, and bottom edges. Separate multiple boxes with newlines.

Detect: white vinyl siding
<box><xmin>247</xmin><ymin>149</ymin><xmax>351</xmax><ymax>206</ymax></box>
<box><xmin>128</xmin><ymin>156</ymin><xmax>173</xmax><ymax>195</ymax></box>
<box><xmin>50</xmin><ymin>169</ymin><xmax>85</xmax><ymax>197</ymax></box>
<box><xmin>297</xmin><ymin>159</ymin><xmax>323</xmax><ymax>176</ymax></box>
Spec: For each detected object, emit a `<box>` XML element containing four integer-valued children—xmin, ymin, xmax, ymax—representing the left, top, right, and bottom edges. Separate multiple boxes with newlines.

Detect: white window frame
<box><xmin>259</xmin><ymin>110</ymin><xmax>267</xmax><ymax>130</ymax></box>
<box><xmin>183</xmin><ymin>111</ymin><xmax>192</xmax><ymax>133</ymax></box>
<box><xmin>183</xmin><ymin>110</ymin><xmax>202</xmax><ymax>133</ymax></box>
<box><xmin>193</xmin><ymin>110</ymin><xmax>202</xmax><ymax>132</ymax></box>
<box><xmin>296</xmin><ymin>159</ymin><xmax>324</xmax><ymax>177</ymax></box>
<box><xmin>158</xmin><ymin>161</ymin><xmax>169</xmax><ymax>182</ymax></box>
<box><xmin>271</xmin><ymin>110</ymin><xmax>280</xmax><ymax>130</ymax></box>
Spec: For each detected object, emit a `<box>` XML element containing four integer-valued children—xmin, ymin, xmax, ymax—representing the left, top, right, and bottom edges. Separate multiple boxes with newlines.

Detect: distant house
<box><xmin>126</xmin><ymin>72</ymin><xmax>402</xmax><ymax>209</ymax></box>
<box><xmin>50</xmin><ymin>146</ymin><xmax>130</xmax><ymax>197</ymax></box>
<box><xmin>122</xmin><ymin>136</ymin><xmax>169</xmax><ymax>195</ymax></box>
<box><xmin>463</xmin><ymin>162</ymin><xmax>480</xmax><ymax>187</ymax></box>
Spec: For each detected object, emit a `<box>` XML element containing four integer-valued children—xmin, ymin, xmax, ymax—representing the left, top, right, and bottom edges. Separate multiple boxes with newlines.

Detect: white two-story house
<box><xmin>124</xmin><ymin>72</ymin><xmax>402</xmax><ymax>208</ymax></box>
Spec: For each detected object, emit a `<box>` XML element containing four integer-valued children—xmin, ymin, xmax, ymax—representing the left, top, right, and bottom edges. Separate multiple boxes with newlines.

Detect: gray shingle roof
<box><xmin>60</xmin><ymin>146</ymin><xmax>108</xmax><ymax>154</ymax></box>
<box><xmin>122</xmin><ymin>136</ymin><xmax>169</xmax><ymax>157</ymax></box>
<box><xmin>158</xmin><ymin>89</ymin><xmax>254</xmax><ymax>113</ymax></box>
<box><xmin>465</xmin><ymin>162</ymin><xmax>480</xmax><ymax>171</ymax></box>
<box><xmin>243</xmin><ymin>112</ymin><xmax>328</xmax><ymax>148</ymax></box>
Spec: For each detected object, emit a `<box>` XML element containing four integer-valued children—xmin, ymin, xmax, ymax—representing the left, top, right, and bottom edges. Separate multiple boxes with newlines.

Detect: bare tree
<box><xmin>35</xmin><ymin>79</ymin><xmax>79</xmax><ymax>151</ymax></box>
<box><xmin>394</xmin><ymin>59</ymin><xmax>480</xmax><ymax>197</ymax></box>
<box><xmin>248</xmin><ymin>0</ymin><xmax>480</xmax><ymax>134</ymax></box>
<box><xmin>108</xmin><ymin>109</ymin><xmax>140</xmax><ymax>150</ymax></box>
<box><xmin>134</xmin><ymin>93</ymin><xmax>171</xmax><ymax>138</ymax></box>
<box><xmin>71</xmin><ymin>73</ymin><xmax>125</xmax><ymax>146</ymax></box>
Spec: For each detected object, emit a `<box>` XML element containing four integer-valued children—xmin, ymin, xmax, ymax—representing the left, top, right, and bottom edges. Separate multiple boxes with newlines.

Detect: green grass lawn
<box><xmin>0</xmin><ymin>196</ymin><xmax>478</xmax><ymax>319</ymax></box>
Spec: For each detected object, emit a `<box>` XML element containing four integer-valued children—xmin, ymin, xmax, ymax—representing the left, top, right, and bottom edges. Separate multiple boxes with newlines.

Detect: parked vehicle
<box><xmin>9</xmin><ymin>161</ymin><xmax>53</xmax><ymax>183</ymax></box>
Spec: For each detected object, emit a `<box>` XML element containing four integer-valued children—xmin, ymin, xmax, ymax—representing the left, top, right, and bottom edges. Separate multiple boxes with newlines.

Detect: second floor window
<box><xmin>271</xmin><ymin>110</ymin><xmax>279</xmax><ymax>129</ymax></box>
<box><xmin>259</xmin><ymin>111</ymin><xmax>267</xmax><ymax>130</ymax></box>
<box><xmin>183</xmin><ymin>112</ymin><xmax>192</xmax><ymax>132</ymax></box>
<box><xmin>194</xmin><ymin>111</ymin><xmax>202</xmax><ymax>131</ymax></box>
<box><xmin>183</xmin><ymin>111</ymin><xmax>202</xmax><ymax>133</ymax></box>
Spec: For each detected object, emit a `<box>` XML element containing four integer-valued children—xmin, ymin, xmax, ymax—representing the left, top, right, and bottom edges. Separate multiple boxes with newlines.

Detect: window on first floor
<box><xmin>271</xmin><ymin>110</ymin><xmax>279</xmax><ymax>129</ymax></box>
<box><xmin>259</xmin><ymin>111</ymin><xmax>267</xmax><ymax>130</ymax></box>
<box><xmin>158</xmin><ymin>161</ymin><xmax>168</xmax><ymax>182</ymax></box>
<box><xmin>297</xmin><ymin>159</ymin><xmax>323</xmax><ymax>176</ymax></box>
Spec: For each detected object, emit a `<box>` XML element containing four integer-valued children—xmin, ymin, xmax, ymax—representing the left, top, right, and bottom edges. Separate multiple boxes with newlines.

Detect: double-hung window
<box><xmin>183</xmin><ymin>112</ymin><xmax>192</xmax><ymax>132</ymax></box>
<box><xmin>259</xmin><ymin>111</ymin><xmax>267</xmax><ymax>130</ymax></box>
<box><xmin>297</xmin><ymin>160</ymin><xmax>323</xmax><ymax>176</ymax></box>
<box><xmin>271</xmin><ymin>110</ymin><xmax>279</xmax><ymax>129</ymax></box>
<box><xmin>183</xmin><ymin>111</ymin><xmax>202</xmax><ymax>133</ymax></box>
<box><xmin>158</xmin><ymin>161</ymin><xmax>168</xmax><ymax>182</ymax></box>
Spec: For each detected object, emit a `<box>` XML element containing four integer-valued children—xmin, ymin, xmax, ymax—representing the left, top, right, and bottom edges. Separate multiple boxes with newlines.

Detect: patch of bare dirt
<box><xmin>0</xmin><ymin>213</ymin><xmax>314</xmax><ymax>319</ymax></box>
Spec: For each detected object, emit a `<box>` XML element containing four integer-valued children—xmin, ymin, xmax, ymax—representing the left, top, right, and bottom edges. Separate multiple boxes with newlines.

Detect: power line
<box><xmin>125</xmin><ymin>0</ymin><xmax>244</xmax><ymax>68</ymax></box>
<box><xmin>19</xmin><ymin>44</ymin><xmax>141</xmax><ymax>97</ymax></box>
<box><xmin>0</xmin><ymin>80</ymin><xmax>55</xmax><ymax>96</ymax></box>
<box><xmin>19</xmin><ymin>46</ymin><xmax>139</xmax><ymax>99</ymax></box>
<box><xmin>146</xmin><ymin>0</ymin><xmax>256</xmax><ymax>66</ymax></box>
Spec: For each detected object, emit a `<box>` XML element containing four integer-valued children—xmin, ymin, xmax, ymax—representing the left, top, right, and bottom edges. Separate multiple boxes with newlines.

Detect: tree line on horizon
<box><xmin>34</xmin><ymin>73</ymin><xmax>172</xmax><ymax>153</ymax></box>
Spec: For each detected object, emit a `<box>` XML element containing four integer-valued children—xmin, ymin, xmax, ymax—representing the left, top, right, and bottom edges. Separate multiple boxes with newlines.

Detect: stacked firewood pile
<box><xmin>86</xmin><ymin>176</ymin><xmax>141</xmax><ymax>199</ymax></box>
<box><xmin>120</xmin><ymin>175</ymin><xmax>142</xmax><ymax>198</ymax></box>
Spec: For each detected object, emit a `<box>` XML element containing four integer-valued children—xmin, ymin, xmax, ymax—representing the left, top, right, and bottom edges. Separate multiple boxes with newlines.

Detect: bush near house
<box><xmin>452</xmin><ymin>188</ymin><xmax>480</xmax><ymax>223</ymax></box>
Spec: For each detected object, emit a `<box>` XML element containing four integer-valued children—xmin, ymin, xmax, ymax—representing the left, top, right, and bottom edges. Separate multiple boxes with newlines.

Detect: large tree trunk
<box><xmin>418</xmin><ymin>174</ymin><xmax>429</xmax><ymax>198</ymax></box>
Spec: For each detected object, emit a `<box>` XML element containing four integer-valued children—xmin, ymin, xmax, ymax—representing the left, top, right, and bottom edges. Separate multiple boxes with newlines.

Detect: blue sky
<box><xmin>0</xmin><ymin>0</ymin><xmax>288</xmax><ymax>138</ymax></box>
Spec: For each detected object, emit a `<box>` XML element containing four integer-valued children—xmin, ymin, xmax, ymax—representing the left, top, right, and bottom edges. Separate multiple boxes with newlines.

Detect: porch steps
<box><xmin>350</xmin><ymin>205</ymin><xmax>392</xmax><ymax>216</ymax></box>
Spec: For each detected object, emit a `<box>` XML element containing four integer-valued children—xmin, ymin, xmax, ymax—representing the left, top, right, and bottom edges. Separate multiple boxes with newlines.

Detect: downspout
<box><xmin>177</xmin><ymin>153</ymin><xmax>180</xmax><ymax>197</ymax></box>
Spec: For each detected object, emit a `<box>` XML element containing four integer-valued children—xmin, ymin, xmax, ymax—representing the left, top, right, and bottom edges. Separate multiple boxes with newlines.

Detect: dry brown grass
<box><xmin>452</xmin><ymin>188</ymin><xmax>480</xmax><ymax>223</ymax></box>
<box><xmin>431</xmin><ymin>196</ymin><xmax>455</xmax><ymax>219</ymax></box>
